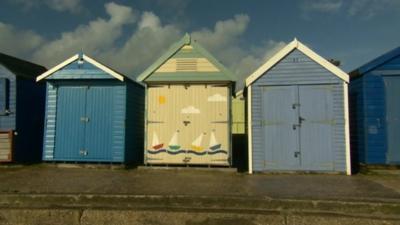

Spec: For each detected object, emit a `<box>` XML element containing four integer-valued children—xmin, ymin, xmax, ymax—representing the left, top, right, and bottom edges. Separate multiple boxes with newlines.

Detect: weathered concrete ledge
<box><xmin>1</xmin><ymin>194</ymin><xmax>399</xmax><ymax>219</ymax></box>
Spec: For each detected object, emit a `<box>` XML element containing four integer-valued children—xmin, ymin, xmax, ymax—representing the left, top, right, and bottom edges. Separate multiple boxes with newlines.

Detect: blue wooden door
<box><xmin>84</xmin><ymin>86</ymin><xmax>114</xmax><ymax>160</ymax></box>
<box><xmin>262</xmin><ymin>86</ymin><xmax>300</xmax><ymax>170</ymax></box>
<box><xmin>54</xmin><ymin>86</ymin><xmax>86</xmax><ymax>160</ymax></box>
<box><xmin>299</xmin><ymin>85</ymin><xmax>334</xmax><ymax>171</ymax></box>
<box><xmin>383</xmin><ymin>76</ymin><xmax>400</xmax><ymax>164</ymax></box>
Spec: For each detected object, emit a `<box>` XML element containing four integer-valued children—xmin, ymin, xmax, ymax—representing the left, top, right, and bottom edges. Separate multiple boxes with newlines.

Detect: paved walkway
<box><xmin>0</xmin><ymin>165</ymin><xmax>399</xmax><ymax>202</ymax></box>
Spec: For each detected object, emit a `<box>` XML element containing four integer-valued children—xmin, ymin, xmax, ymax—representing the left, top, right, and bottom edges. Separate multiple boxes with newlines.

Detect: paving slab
<box><xmin>0</xmin><ymin>165</ymin><xmax>399</xmax><ymax>203</ymax></box>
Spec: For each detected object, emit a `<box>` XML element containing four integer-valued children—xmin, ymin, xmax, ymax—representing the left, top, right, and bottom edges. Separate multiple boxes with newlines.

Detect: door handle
<box><xmin>294</xmin><ymin>151</ymin><xmax>300</xmax><ymax>158</ymax></box>
<box><xmin>292</xmin><ymin>124</ymin><xmax>300</xmax><ymax>130</ymax></box>
<box><xmin>183</xmin><ymin>121</ymin><xmax>191</xmax><ymax>126</ymax></box>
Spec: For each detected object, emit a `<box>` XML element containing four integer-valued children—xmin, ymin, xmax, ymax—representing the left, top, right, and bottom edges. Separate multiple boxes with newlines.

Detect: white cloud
<box><xmin>301</xmin><ymin>0</ymin><xmax>400</xmax><ymax>19</ymax></box>
<box><xmin>10</xmin><ymin>0</ymin><xmax>83</xmax><ymax>13</ymax></box>
<box><xmin>138</xmin><ymin>12</ymin><xmax>161</xmax><ymax>30</ymax></box>
<box><xmin>0</xmin><ymin>3</ymin><xmax>287</xmax><ymax>91</ymax></box>
<box><xmin>32</xmin><ymin>2</ymin><xmax>137</xmax><ymax>67</ymax></box>
<box><xmin>208</xmin><ymin>93</ymin><xmax>227</xmax><ymax>102</ymax></box>
<box><xmin>302</xmin><ymin>0</ymin><xmax>342</xmax><ymax>13</ymax></box>
<box><xmin>347</xmin><ymin>0</ymin><xmax>400</xmax><ymax>19</ymax></box>
<box><xmin>0</xmin><ymin>22</ymin><xmax>44</xmax><ymax>58</ymax></box>
<box><xmin>192</xmin><ymin>15</ymin><xmax>286</xmax><ymax>91</ymax></box>
<box><xmin>181</xmin><ymin>106</ymin><xmax>200</xmax><ymax>114</ymax></box>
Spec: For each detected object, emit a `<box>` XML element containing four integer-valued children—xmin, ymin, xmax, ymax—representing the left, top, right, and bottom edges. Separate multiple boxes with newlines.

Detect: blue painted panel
<box><xmin>54</xmin><ymin>86</ymin><xmax>86</xmax><ymax>160</ymax></box>
<box><xmin>84</xmin><ymin>86</ymin><xmax>114</xmax><ymax>160</ymax></box>
<box><xmin>262</xmin><ymin>86</ymin><xmax>299</xmax><ymax>170</ymax></box>
<box><xmin>299</xmin><ymin>85</ymin><xmax>334</xmax><ymax>171</ymax></box>
<box><xmin>0</xmin><ymin>78</ymin><xmax>8</xmax><ymax>113</ymax></box>
<box><xmin>349</xmin><ymin>76</ymin><xmax>366</xmax><ymax>165</ymax></box>
<box><xmin>363</xmin><ymin>73</ymin><xmax>387</xmax><ymax>164</ymax></box>
<box><xmin>383</xmin><ymin>76</ymin><xmax>400</xmax><ymax>164</ymax></box>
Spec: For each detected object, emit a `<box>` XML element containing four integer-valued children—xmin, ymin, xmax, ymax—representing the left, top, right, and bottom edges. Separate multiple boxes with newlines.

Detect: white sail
<box><xmin>152</xmin><ymin>132</ymin><xmax>159</xmax><ymax>147</ymax></box>
<box><xmin>191</xmin><ymin>133</ymin><xmax>204</xmax><ymax>146</ymax></box>
<box><xmin>169</xmin><ymin>131</ymin><xmax>178</xmax><ymax>146</ymax></box>
<box><xmin>209</xmin><ymin>131</ymin><xmax>218</xmax><ymax>147</ymax></box>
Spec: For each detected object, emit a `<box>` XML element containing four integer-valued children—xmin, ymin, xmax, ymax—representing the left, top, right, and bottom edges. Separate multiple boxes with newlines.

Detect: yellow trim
<box><xmin>82</xmin><ymin>55</ymin><xmax>124</xmax><ymax>81</ymax></box>
<box><xmin>247</xmin><ymin>86</ymin><xmax>253</xmax><ymax>174</ymax></box>
<box><xmin>245</xmin><ymin>39</ymin><xmax>349</xmax><ymax>87</ymax></box>
<box><xmin>343</xmin><ymin>83</ymin><xmax>352</xmax><ymax>175</ymax></box>
<box><xmin>36</xmin><ymin>54</ymin><xmax>79</xmax><ymax>82</ymax></box>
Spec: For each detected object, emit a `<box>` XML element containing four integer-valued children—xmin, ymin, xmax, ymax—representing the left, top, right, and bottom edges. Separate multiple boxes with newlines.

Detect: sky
<box><xmin>0</xmin><ymin>0</ymin><xmax>399</xmax><ymax>86</ymax></box>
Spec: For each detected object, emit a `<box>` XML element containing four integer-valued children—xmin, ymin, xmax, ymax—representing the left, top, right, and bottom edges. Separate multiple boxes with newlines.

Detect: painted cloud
<box><xmin>208</xmin><ymin>93</ymin><xmax>227</xmax><ymax>102</ymax></box>
<box><xmin>181</xmin><ymin>106</ymin><xmax>200</xmax><ymax>114</ymax></box>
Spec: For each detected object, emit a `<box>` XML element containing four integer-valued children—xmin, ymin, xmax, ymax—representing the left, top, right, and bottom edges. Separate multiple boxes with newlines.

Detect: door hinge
<box><xmin>79</xmin><ymin>149</ymin><xmax>88</xmax><ymax>156</ymax></box>
<box><xmin>80</xmin><ymin>117</ymin><xmax>89</xmax><ymax>122</ymax></box>
<box><xmin>292</xmin><ymin>103</ymin><xmax>300</xmax><ymax>109</ymax></box>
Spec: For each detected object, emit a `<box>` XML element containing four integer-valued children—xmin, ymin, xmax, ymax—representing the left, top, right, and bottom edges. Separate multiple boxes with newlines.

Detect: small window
<box><xmin>0</xmin><ymin>78</ymin><xmax>9</xmax><ymax>115</ymax></box>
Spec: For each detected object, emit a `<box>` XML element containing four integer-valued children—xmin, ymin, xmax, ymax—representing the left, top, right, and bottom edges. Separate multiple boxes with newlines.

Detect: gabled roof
<box><xmin>36</xmin><ymin>53</ymin><xmax>126</xmax><ymax>82</ymax></box>
<box><xmin>350</xmin><ymin>46</ymin><xmax>400</xmax><ymax>78</ymax></box>
<box><xmin>0</xmin><ymin>52</ymin><xmax>47</xmax><ymax>79</ymax></box>
<box><xmin>136</xmin><ymin>33</ymin><xmax>236</xmax><ymax>82</ymax></box>
<box><xmin>245</xmin><ymin>38</ymin><xmax>349</xmax><ymax>86</ymax></box>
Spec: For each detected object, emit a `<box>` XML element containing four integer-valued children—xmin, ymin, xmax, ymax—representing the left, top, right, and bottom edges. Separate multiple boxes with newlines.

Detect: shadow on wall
<box><xmin>232</xmin><ymin>134</ymin><xmax>248</xmax><ymax>172</ymax></box>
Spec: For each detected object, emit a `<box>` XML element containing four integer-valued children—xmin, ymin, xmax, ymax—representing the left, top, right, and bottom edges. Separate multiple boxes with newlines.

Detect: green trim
<box><xmin>190</xmin><ymin>41</ymin><xmax>236</xmax><ymax>81</ymax></box>
<box><xmin>146</xmin><ymin>72</ymin><xmax>234</xmax><ymax>82</ymax></box>
<box><xmin>136</xmin><ymin>33</ymin><xmax>236</xmax><ymax>82</ymax></box>
<box><xmin>136</xmin><ymin>34</ymin><xmax>191</xmax><ymax>82</ymax></box>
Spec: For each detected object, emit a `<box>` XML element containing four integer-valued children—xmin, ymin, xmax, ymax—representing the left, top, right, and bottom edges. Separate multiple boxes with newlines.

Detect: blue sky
<box><xmin>0</xmin><ymin>0</ymin><xmax>399</xmax><ymax>83</ymax></box>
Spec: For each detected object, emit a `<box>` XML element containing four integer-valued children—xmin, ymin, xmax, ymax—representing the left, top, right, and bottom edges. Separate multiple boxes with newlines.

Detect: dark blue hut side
<box><xmin>37</xmin><ymin>53</ymin><xmax>144</xmax><ymax>164</ymax></box>
<box><xmin>350</xmin><ymin>47</ymin><xmax>400</xmax><ymax>165</ymax></box>
<box><xmin>0</xmin><ymin>52</ymin><xmax>47</xmax><ymax>162</ymax></box>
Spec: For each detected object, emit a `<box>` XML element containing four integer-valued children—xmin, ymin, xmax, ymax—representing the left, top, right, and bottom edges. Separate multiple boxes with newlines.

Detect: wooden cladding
<box><xmin>0</xmin><ymin>131</ymin><xmax>13</xmax><ymax>162</ymax></box>
<box><xmin>156</xmin><ymin>58</ymin><xmax>220</xmax><ymax>73</ymax></box>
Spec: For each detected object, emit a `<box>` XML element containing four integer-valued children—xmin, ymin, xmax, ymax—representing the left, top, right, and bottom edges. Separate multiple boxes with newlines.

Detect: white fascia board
<box><xmin>36</xmin><ymin>54</ymin><xmax>79</xmax><ymax>82</ymax></box>
<box><xmin>343</xmin><ymin>83</ymin><xmax>352</xmax><ymax>175</ymax></box>
<box><xmin>247</xmin><ymin>85</ymin><xmax>253</xmax><ymax>174</ymax></box>
<box><xmin>245</xmin><ymin>39</ymin><xmax>349</xmax><ymax>87</ymax></box>
<box><xmin>245</xmin><ymin>40</ymin><xmax>297</xmax><ymax>87</ymax></box>
<box><xmin>297</xmin><ymin>42</ymin><xmax>349</xmax><ymax>83</ymax></box>
<box><xmin>82</xmin><ymin>55</ymin><xmax>124</xmax><ymax>81</ymax></box>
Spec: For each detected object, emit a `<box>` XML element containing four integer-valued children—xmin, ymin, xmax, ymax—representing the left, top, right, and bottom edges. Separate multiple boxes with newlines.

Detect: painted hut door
<box><xmin>55</xmin><ymin>86</ymin><xmax>86</xmax><ymax>160</ymax></box>
<box><xmin>262</xmin><ymin>86</ymin><xmax>300</xmax><ymax>170</ymax></box>
<box><xmin>84</xmin><ymin>86</ymin><xmax>113</xmax><ymax>160</ymax></box>
<box><xmin>146</xmin><ymin>85</ymin><xmax>229</xmax><ymax>165</ymax></box>
<box><xmin>298</xmin><ymin>85</ymin><xmax>333</xmax><ymax>170</ymax></box>
<box><xmin>384</xmin><ymin>76</ymin><xmax>400</xmax><ymax>163</ymax></box>
<box><xmin>262</xmin><ymin>85</ymin><xmax>334</xmax><ymax>171</ymax></box>
<box><xmin>55</xmin><ymin>85</ymin><xmax>114</xmax><ymax>160</ymax></box>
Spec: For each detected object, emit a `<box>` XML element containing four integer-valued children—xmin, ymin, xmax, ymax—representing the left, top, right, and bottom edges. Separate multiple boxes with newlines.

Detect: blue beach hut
<box><xmin>0</xmin><ymin>52</ymin><xmax>46</xmax><ymax>162</ymax></box>
<box><xmin>37</xmin><ymin>53</ymin><xmax>144</xmax><ymax>163</ymax></box>
<box><xmin>350</xmin><ymin>46</ymin><xmax>400</xmax><ymax>165</ymax></box>
<box><xmin>245</xmin><ymin>39</ymin><xmax>351</xmax><ymax>174</ymax></box>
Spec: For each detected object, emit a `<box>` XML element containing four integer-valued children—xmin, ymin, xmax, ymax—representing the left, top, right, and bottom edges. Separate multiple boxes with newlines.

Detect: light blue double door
<box><xmin>262</xmin><ymin>85</ymin><xmax>334</xmax><ymax>171</ymax></box>
<box><xmin>54</xmin><ymin>84</ymin><xmax>114</xmax><ymax>161</ymax></box>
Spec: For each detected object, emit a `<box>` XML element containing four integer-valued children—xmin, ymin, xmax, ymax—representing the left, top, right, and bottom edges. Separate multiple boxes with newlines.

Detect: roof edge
<box><xmin>245</xmin><ymin>38</ymin><xmax>349</xmax><ymax>86</ymax></box>
<box><xmin>36</xmin><ymin>54</ymin><xmax>126</xmax><ymax>82</ymax></box>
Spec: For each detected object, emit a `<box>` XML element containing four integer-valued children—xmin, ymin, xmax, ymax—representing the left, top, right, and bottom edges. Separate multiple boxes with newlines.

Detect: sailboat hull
<box><xmin>209</xmin><ymin>144</ymin><xmax>221</xmax><ymax>151</ymax></box>
<box><xmin>153</xmin><ymin>144</ymin><xmax>164</xmax><ymax>150</ymax></box>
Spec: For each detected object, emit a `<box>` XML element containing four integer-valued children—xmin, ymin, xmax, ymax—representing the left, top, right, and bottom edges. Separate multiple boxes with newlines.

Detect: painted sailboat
<box><xmin>168</xmin><ymin>131</ymin><xmax>180</xmax><ymax>150</ymax></box>
<box><xmin>191</xmin><ymin>133</ymin><xmax>204</xmax><ymax>151</ymax></box>
<box><xmin>209</xmin><ymin>131</ymin><xmax>221</xmax><ymax>151</ymax></box>
<box><xmin>152</xmin><ymin>132</ymin><xmax>164</xmax><ymax>150</ymax></box>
